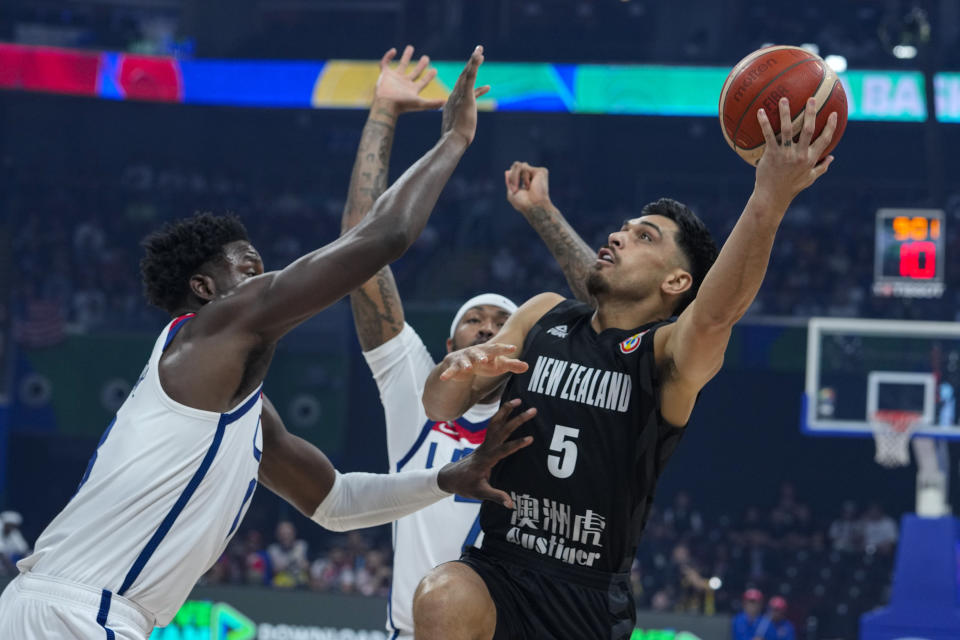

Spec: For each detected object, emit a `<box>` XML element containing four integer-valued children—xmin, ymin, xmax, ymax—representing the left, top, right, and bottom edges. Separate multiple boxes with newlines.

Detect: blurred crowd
<box><xmin>633</xmin><ymin>485</ymin><xmax>898</xmax><ymax>640</ymax></box>
<box><xmin>0</xmin><ymin>484</ymin><xmax>898</xmax><ymax>640</ymax></box>
<box><xmin>3</xmin><ymin>0</ymin><xmax>956</xmax><ymax>67</ymax></box>
<box><xmin>201</xmin><ymin>525</ymin><xmax>394</xmax><ymax>599</ymax></box>
<box><xmin>7</xmin><ymin>159</ymin><xmax>960</xmax><ymax>350</ymax></box>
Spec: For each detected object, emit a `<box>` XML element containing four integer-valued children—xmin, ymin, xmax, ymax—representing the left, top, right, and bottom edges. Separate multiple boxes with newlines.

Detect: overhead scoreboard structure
<box><xmin>873</xmin><ymin>208</ymin><xmax>945</xmax><ymax>299</ymax></box>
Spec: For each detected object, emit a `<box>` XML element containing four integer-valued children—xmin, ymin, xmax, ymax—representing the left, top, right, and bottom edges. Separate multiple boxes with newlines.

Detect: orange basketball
<box><xmin>718</xmin><ymin>45</ymin><xmax>847</xmax><ymax>166</ymax></box>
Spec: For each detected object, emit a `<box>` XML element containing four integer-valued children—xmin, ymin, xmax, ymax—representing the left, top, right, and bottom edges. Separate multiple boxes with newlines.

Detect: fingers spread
<box><xmin>489</xmin><ymin>407</ymin><xmax>537</xmax><ymax>444</ymax></box>
<box><xmin>380</xmin><ymin>48</ymin><xmax>397</xmax><ymax>69</ymax></box>
<box><xmin>778</xmin><ymin>97</ymin><xmax>792</xmax><ymax>144</ymax></box>
<box><xmin>494</xmin><ymin>435</ymin><xmax>534</xmax><ymax>462</ymax></box>
<box><xmin>811</xmin><ymin>154</ymin><xmax>834</xmax><ymax>179</ymax></box>
<box><xmin>482</xmin><ymin>485</ymin><xmax>513</xmax><ymax>509</ymax></box>
<box><xmin>810</xmin><ymin>112</ymin><xmax>839</xmax><ymax>159</ymax></box>
<box><xmin>440</xmin><ymin>355</ymin><xmax>473</xmax><ymax>380</ymax></box>
<box><xmin>482</xmin><ymin>343</ymin><xmax>518</xmax><ymax>357</ymax></box>
<box><xmin>416</xmin><ymin>67</ymin><xmax>438</xmax><ymax>91</ymax></box>
<box><xmin>398</xmin><ymin>44</ymin><xmax>414</xmax><ymax>72</ymax></box>
<box><xmin>757</xmin><ymin>108</ymin><xmax>777</xmax><ymax>147</ymax></box>
<box><xmin>410</xmin><ymin>55</ymin><xmax>430</xmax><ymax>82</ymax></box>
<box><xmin>798</xmin><ymin>97</ymin><xmax>816</xmax><ymax>151</ymax></box>
<box><xmin>494</xmin><ymin>356</ymin><xmax>529</xmax><ymax>374</ymax></box>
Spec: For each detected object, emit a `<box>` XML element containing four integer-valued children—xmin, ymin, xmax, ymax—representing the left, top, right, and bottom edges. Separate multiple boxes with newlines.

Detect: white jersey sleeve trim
<box><xmin>361</xmin><ymin>324</ymin><xmax>438</xmax><ymax>465</ymax></box>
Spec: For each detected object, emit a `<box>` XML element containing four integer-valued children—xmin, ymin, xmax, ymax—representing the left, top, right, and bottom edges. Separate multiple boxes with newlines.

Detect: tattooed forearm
<box><xmin>341</xmin><ymin>115</ymin><xmax>396</xmax><ymax>232</ymax></box>
<box><xmin>525</xmin><ymin>205</ymin><xmax>596</xmax><ymax>303</ymax></box>
<box><xmin>341</xmin><ymin>102</ymin><xmax>406</xmax><ymax>348</ymax></box>
<box><xmin>350</xmin><ymin>267</ymin><xmax>404</xmax><ymax>351</ymax></box>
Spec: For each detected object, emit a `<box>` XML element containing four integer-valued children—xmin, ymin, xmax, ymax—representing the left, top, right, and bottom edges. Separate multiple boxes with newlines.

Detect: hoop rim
<box><xmin>871</xmin><ymin>409</ymin><xmax>924</xmax><ymax>434</ymax></box>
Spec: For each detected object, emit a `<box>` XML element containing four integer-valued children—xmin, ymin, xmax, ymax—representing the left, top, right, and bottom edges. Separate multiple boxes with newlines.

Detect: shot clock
<box><xmin>873</xmin><ymin>208</ymin><xmax>945</xmax><ymax>298</ymax></box>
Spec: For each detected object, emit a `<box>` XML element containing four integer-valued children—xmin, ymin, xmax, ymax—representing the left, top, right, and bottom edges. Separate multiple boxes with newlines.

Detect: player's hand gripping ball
<box><xmin>719</xmin><ymin>45</ymin><xmax>847</xmax><ymax>165</ymax></box>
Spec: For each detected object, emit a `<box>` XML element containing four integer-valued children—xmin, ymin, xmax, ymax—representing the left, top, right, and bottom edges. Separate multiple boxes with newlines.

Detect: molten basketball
<box><xmin>719</xmin><ymin>45</ymin><xmax>848</xmax><ymax>166</ymax></box>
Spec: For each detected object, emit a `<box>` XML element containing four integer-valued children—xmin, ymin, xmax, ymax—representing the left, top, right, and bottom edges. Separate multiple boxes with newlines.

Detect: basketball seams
<box><xmin>729</xmin><ymin>57</ymin><xmax>822</xmax><ymax>151</ymax></box>
<box><xmin>719</xmin><ymin>46</ymin><xmax>847</xmax><ymax>165</ymax></box>
<box><xmin>718</xmin><ymin>45</ymin><xmax>799</xmax><ymax>151</ymax></box>
<box><xmin>738</xmin><ymin>60</ymin><xmax>829</xmax><ymax>152</ymax></box>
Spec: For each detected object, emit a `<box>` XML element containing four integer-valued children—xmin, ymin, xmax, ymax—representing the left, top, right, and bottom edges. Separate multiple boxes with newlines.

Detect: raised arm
<box><xmin>505</xmin><ymin>162</ymin><xmax>596</xmax><ymax>304</ymax></box>
<box><xmin>657</xmin><ymin>97</ymin><xmax>838</xmax><ymax>425</ymax></box>
<box><xmin>423</xmin><ymin>292</ymin><xmax>564</xmax><ymax>420</ymax></box>
<box><xmin>258</xmin><ymin>394</ymin><xmax>538</xmax><ymax>526</ymax></box>
<box><xmin>205</xmin><ymin>47</ymin><xmax>488</xmax><ymax>344</ymax></box>
<box><xmin>341</xmin><ymin>46</ymin><xmax>448</xmax><ymax>350</ymax></box>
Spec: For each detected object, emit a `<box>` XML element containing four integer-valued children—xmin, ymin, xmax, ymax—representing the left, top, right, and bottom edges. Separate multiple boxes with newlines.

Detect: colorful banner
<box><xmin>935</xmin><ymin>72</ymin><xmax>960</xmax><ymax>122</ymax></box>
<box><xmin>0</xmin><ymin>42</ymin><xmax>954</xmax><ymax>122</ymax></box>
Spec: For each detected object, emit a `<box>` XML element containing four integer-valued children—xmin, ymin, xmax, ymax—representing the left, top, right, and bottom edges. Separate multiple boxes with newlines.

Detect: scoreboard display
<box><xmin>873</xmin><ymin>208</ymin><xmax>945</xmax><ymax>298</ymax></box>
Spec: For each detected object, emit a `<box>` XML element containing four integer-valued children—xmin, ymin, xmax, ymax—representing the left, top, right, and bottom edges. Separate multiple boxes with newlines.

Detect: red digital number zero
<box><xmin>900</xmin><ymin>241</ymin><xmax>937</xmax><ymax>279</ymax></box>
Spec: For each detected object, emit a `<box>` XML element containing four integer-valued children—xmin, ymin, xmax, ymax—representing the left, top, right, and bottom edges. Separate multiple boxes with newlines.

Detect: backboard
<box><xmin>803</xmin><ymin>317</ymin><xmax>960</xmax><ymax>439</ymax></box>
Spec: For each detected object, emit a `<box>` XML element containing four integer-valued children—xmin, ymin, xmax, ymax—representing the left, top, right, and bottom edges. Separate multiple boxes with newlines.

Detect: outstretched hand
<box><xmin>375</xmin><ymin>45</ymin><xmax>445</xmax><ymax>114</ymax></box>
<box><xmin>437</xmin><ymin>399</ymin><xmax>536</xmax><ymax>507</ymax></box>
<box><xmin>754</xmin><ymin>97</ymin><xmax>838</xmax><ymax>209</ymax></box>
<box><xmin>441</xmin><ymin>46</ymin><xmax>491</xmax><ymax>146</ymax></box>
<box><xmin>439</xmin><ymin>342</ymin><xmax>529</xmax><ymax>381</ymax></box>
<box><xmin>504</xmin><ymin>161</ymin><xmax>553</xmax><ymax>215</ymax></box>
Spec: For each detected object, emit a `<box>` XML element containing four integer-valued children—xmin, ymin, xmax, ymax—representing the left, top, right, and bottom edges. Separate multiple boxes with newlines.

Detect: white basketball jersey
<box><xmin>18</xmin><ymin>314</ymin><xmax>263</xmax><ymax>626</ymax></box>
<box><xmin>362</xmin><ymin>324</ymin><xmax>498</xmax><ymax>638</ymax></box>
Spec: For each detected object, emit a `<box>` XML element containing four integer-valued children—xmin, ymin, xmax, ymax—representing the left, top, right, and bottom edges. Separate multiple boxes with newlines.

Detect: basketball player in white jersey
<box><xmin>0</xmin><ymin>46</ymin><xmax>539</xmax><ymax>640</ymax></box>
<box><xmin>338</xmin><ymin>48</ymin><xmax>599</xmax><ymax>639</ymax></box>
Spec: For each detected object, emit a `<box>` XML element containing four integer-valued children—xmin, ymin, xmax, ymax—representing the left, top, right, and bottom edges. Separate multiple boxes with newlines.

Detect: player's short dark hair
<box><xmin>641</xmin><ymin>198</ymin><xmax>718</xmax><ymax>315</ymax></box>
<box><xmin>140</xmin><ymin>213</ymin><xmax>249</xmax><ymax>314</ymax></box>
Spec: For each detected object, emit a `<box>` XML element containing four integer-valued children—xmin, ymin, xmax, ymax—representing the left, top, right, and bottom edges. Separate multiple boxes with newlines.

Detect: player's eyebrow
<box><xmin>623</xmin><ymin>219</ymin><xmax>663</xmax><ymax>238</ymax></box>
<box><xmin>637</xmin><ymin>220</ymin><xmax>662</xmax><ymax>237</ymax></box>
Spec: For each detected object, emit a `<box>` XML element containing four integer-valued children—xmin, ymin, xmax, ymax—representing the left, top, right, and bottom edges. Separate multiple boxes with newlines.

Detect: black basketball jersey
<box><xmin>479</xmin><ymin>299</ymin><xmax>687</xmax><ymax>576</ymax></box>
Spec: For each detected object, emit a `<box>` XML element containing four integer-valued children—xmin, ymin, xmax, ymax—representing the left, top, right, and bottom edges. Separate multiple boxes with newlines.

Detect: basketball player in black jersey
<box><xmin>413</xmin><ymin>98</ymin><xmax>839</xmax><ymax>639</ymax></box>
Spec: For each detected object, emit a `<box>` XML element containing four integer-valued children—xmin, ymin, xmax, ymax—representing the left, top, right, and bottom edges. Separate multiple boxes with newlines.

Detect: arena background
<box><xmin>2</xmin><ymin>1</ymin><xmax>960</xmax><ymax>639</ymax></box>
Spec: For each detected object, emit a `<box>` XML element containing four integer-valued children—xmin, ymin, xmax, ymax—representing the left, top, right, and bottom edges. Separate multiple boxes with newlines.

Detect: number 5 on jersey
<box><xmin>547</xmin><ymin>425</ymin><xmax>580</xmax><ymax>478</ymax></box>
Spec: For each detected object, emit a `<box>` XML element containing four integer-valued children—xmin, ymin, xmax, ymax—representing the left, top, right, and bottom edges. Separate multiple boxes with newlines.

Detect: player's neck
<box><xmin>590</xmin><ymin>295</ymin><xmax>669</xmax><ymax>332</ymax></box>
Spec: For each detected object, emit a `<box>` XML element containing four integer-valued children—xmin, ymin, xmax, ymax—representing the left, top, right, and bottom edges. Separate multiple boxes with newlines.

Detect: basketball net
<box><xmin>871</xmin><ymin>410</ymin><xmax>923</xmax><ymax>468</ymax></box>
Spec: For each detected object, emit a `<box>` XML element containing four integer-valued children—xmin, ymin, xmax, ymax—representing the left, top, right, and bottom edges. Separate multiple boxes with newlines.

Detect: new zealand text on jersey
<box><xmin>525</xmin><ymin>356</ymin><xmax>632</xmax><ymax>413</ymax></box>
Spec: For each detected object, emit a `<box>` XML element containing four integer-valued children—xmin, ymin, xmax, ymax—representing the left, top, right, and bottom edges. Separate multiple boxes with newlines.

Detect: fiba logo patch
<box><xmin>619</xmin><ymin>331</ymin><xmax>647</xmax><ymax>354</ymax></box>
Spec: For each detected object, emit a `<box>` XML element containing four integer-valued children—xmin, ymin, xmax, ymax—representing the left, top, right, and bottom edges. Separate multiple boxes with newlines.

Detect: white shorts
<box><xmin>0</xmin><ymin>573</ymin><xmax>155</xmax><ymax>640</ymax></box>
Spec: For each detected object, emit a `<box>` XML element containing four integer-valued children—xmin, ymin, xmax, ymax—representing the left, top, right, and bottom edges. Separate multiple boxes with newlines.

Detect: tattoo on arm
<box><xmin>525</xmin><ymin>205</ymin><xmax>596</xmax><ymax>303</ymax></box>
<box><xmin>350</xmin><ymin>266</ymin><xmax>404</xmax><ymax>351</ymax></box>
<box><xmin>341</xmin><ymin>105</ymin><xmax>406</xmax><ymax>349</ymax></box>
<box><xmin>341</xmin><ymin>113</ymin><xmax>396</xmax><ymax>233</ymax></box>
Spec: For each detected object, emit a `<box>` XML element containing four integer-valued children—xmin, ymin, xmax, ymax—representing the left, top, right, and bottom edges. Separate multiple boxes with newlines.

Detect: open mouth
<box><xmin>597</xmin><ymin>248</ymin><xmax>615</xmax><ymax>264</ymax></box>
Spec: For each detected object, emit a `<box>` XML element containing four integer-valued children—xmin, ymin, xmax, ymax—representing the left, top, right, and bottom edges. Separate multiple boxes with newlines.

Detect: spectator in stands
<box><xmin>356</xmin><ymin>549</ymin><xmax>392</xmax><ymax>597</ymax></box>
<box><xmin>267</xmin><ymin>520</ymin><xmax>309</xmax><ymax>588</ymax></box>
<box><xmin>829</xmin><ymin>500</ymin><xmax>863</xmax><ymax>553</ymax></box>
<box><xmin>732</xmin><ymin>588</ymin><xmax>764</xmax><ymax>640</ymax></box>
<box><xmin>670</xmin><ymin>543</ymin><xmax>715</xmax><ymax>615</ymax></box>
<box><xmin>243</xmin><ymin>529</ymin><xmax>272</xmax><ymax>586</ymax></box>
<box><xmin>310</xmin><ymin>547</ymin><xmax>357</xmax><ymax>593</ymax></box>
<box><xmin>861</xmin><ymin>502</ymin><xmax>898</xmax><ymax>555</ymax></box>
<box><xmin>0</xmin><ymin>511</ymin><xmax>30</xmax><ymax>569</ymax></box>
<box><xmin>663</xmin><ymin>490</ymin><xmax>703</xmax><ymax>539</ymax></box>
<box><xmin>755</xmin><ymin>596</ymin><xmax>796</xmax><ymax>640</ymax></box>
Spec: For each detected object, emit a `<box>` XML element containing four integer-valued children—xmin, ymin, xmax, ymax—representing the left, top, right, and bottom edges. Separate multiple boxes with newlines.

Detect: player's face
<box><xmin>587</xmin><ymin>215</ymin><xmax>691</xmax><ymax>304</ymax></box>
<box><xmin>216</xmin><ymin>241</ymin><xmax>265</xmax><ymax>292</ymax></box>
<box><xmin>447</xmin><ymin>305</ymin><xmax>511</xmax><ymax>353</ymax></box>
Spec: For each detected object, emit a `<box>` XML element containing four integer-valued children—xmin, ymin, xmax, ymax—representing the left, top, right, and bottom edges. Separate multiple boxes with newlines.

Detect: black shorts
<box><xmin>458</xmin><ymin>540</ymin><xmax>636</xmax><ymax>640</ymax></box>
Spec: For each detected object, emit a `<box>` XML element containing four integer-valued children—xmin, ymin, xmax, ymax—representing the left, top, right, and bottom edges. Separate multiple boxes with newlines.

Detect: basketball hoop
<box><xmin>871</xmin><ymin>410</ymin><xmax>923</xmax><ymax>468</ymax></box>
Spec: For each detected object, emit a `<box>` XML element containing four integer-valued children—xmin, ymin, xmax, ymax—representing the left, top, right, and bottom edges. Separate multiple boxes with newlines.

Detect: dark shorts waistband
<box><xmin>475</xmin><ymin>538</ymin><xmax>630</xmax><ymax>591</ymax></box>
